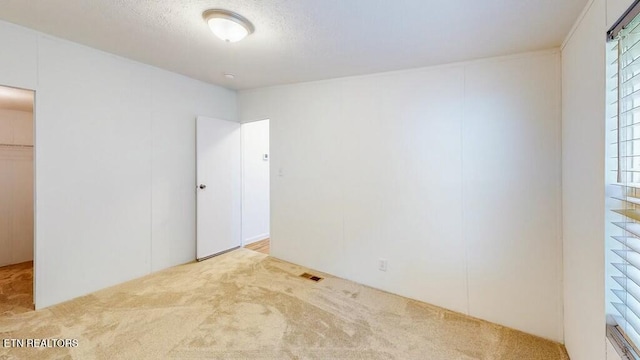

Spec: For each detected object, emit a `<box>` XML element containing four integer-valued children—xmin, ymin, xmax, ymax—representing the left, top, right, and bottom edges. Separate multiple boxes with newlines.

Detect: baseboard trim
<box><xmin>243</xmin><ymin>233</ymin><xmax>270</xmax><ymax>246</ymax></box>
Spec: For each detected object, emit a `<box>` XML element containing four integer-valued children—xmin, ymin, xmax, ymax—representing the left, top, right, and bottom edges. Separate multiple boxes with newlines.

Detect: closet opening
<box><xmin>0</xmin><ymin>84</ymin><xmax>35</xmax><ymax>313</ymax></box>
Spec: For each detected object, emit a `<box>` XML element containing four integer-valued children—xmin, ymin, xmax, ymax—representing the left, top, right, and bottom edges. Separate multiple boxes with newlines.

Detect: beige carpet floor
<box><xmin>0</xmin><ymin>261</ymin><xmax>33</xmax><ymax>316</ymax></box>
<box><xmin>0</xmin><ymin>249</ymin><xmax>568</xmax><ymax>360</ymax></box>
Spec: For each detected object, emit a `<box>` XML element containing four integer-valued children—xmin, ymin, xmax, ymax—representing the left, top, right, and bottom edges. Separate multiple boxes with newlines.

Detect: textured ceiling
<box><xmin>0</xmin><ymin>0</ymin><xmax>588</xmax><ymax>90</ymax></box>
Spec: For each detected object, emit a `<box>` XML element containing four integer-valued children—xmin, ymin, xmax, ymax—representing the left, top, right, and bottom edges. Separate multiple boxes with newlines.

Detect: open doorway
<box><xmin>0</xmin><ymin>85</ymin><xmax>35</xmax><ymax>314</ymax></box>
<box><xmin>241</xmin><ymin>119</ymin><xmax>270</xmax><ymax>255</ymax></box>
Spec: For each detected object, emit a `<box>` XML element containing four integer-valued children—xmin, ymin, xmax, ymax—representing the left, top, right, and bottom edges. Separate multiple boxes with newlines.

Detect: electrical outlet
<box><xmin>378</xmin><ymin>258</ymin><xmax>388</xmax><ymax>272</ymax></box>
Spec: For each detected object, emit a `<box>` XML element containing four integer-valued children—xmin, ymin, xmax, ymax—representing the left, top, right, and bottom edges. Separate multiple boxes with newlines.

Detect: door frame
<box><xmin>0</xmin><ymin>84</ymin><xmax>37</xmax><ymax>307</ymax></box>
<box><xmin>239</xmin><ymin>118</ymin><xmax>271</xmax><ymax>248</ymax></box>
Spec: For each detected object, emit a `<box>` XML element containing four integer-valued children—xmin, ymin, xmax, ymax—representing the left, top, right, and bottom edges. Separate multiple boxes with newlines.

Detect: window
<box><xmin>607</xmin><ymin>2</ymin><xmax>640</xmax><ymax>358</ymax></box>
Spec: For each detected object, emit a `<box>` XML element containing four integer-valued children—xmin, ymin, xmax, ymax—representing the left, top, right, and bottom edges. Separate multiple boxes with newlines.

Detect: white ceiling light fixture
<box><xmin>203</xmin><ymin>9</ymin><xmax>254</xmax><ymax>43</ymax></box>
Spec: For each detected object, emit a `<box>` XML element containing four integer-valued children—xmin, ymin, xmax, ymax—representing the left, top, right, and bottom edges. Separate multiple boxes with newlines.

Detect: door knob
<box><xmin>199</xmin><ymin>184</ymin><xmax>207</xmax><ymax>189</ymax></box>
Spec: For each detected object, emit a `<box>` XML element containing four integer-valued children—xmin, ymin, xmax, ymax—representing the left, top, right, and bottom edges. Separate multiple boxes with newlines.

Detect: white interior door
<box><xmin>196</xmin><ymin>116</ymin><xmax>241</xmax><ymax>260</ymax></box>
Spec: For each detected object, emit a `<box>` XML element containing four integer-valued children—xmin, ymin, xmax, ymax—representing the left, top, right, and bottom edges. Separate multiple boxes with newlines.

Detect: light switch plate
<box><xmin>379</xmin><ymin>258</ymin><xmax>388</xmax><ymax>272</ymax></box>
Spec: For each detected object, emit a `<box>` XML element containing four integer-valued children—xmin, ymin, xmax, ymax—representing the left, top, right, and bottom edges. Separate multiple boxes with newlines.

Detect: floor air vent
<box><xmin>300</xmin><ymin>272</ymin><xmax>323</xmax><ymax>282</ymax></box>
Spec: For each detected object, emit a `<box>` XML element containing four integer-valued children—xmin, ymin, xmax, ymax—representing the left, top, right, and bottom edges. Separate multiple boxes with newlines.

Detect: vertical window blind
<box><xmin>608</xmin><ymin>9</ymin><xmax>640</xmax><ymax>359</ymax></box>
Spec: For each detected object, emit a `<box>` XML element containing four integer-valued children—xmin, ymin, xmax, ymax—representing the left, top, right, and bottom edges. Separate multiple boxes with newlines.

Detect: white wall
<box><xmin>0</xmin><ymin>108</ymin><xmax>33</xmax><ymax>267</ymax></box>
<box><xmin>241</xmin><ymin>119</ymin><xmax>270</xmax><ymax>245</ymax></box>
<box><xmin>561</xmin><ymin>0</ymin><xmax>633</xmax><ymax>359</ymax></box>
<box><xmin>239</xmin><ymin>50</ymin><xmax>563</xmax><ymax>341</ymax></box>
<box><xmin>0</xmin><ymin>20</ymin><xmax>236</xmax><ymax>308</ymax></box>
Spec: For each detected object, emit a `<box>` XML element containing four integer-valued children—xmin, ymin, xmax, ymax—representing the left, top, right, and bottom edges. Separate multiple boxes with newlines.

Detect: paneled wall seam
<box><xmin>34</xmin><ymin>33</ymin><xmax>40</xmax><ymax>309</ymax></box>
<box><xmin>559</xmin><ymin>49</ymin><xmax>566</xmax><ymax>345</ymax></box>
<box><xmin>149</xmin><ymin>82</ymin><xmax>154</xmax><ymax>275</ymax></box>
<box><xmin>462</xmin><ymin>65</ymin><xmax>470</xmax><ymax>315</ymax></box>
